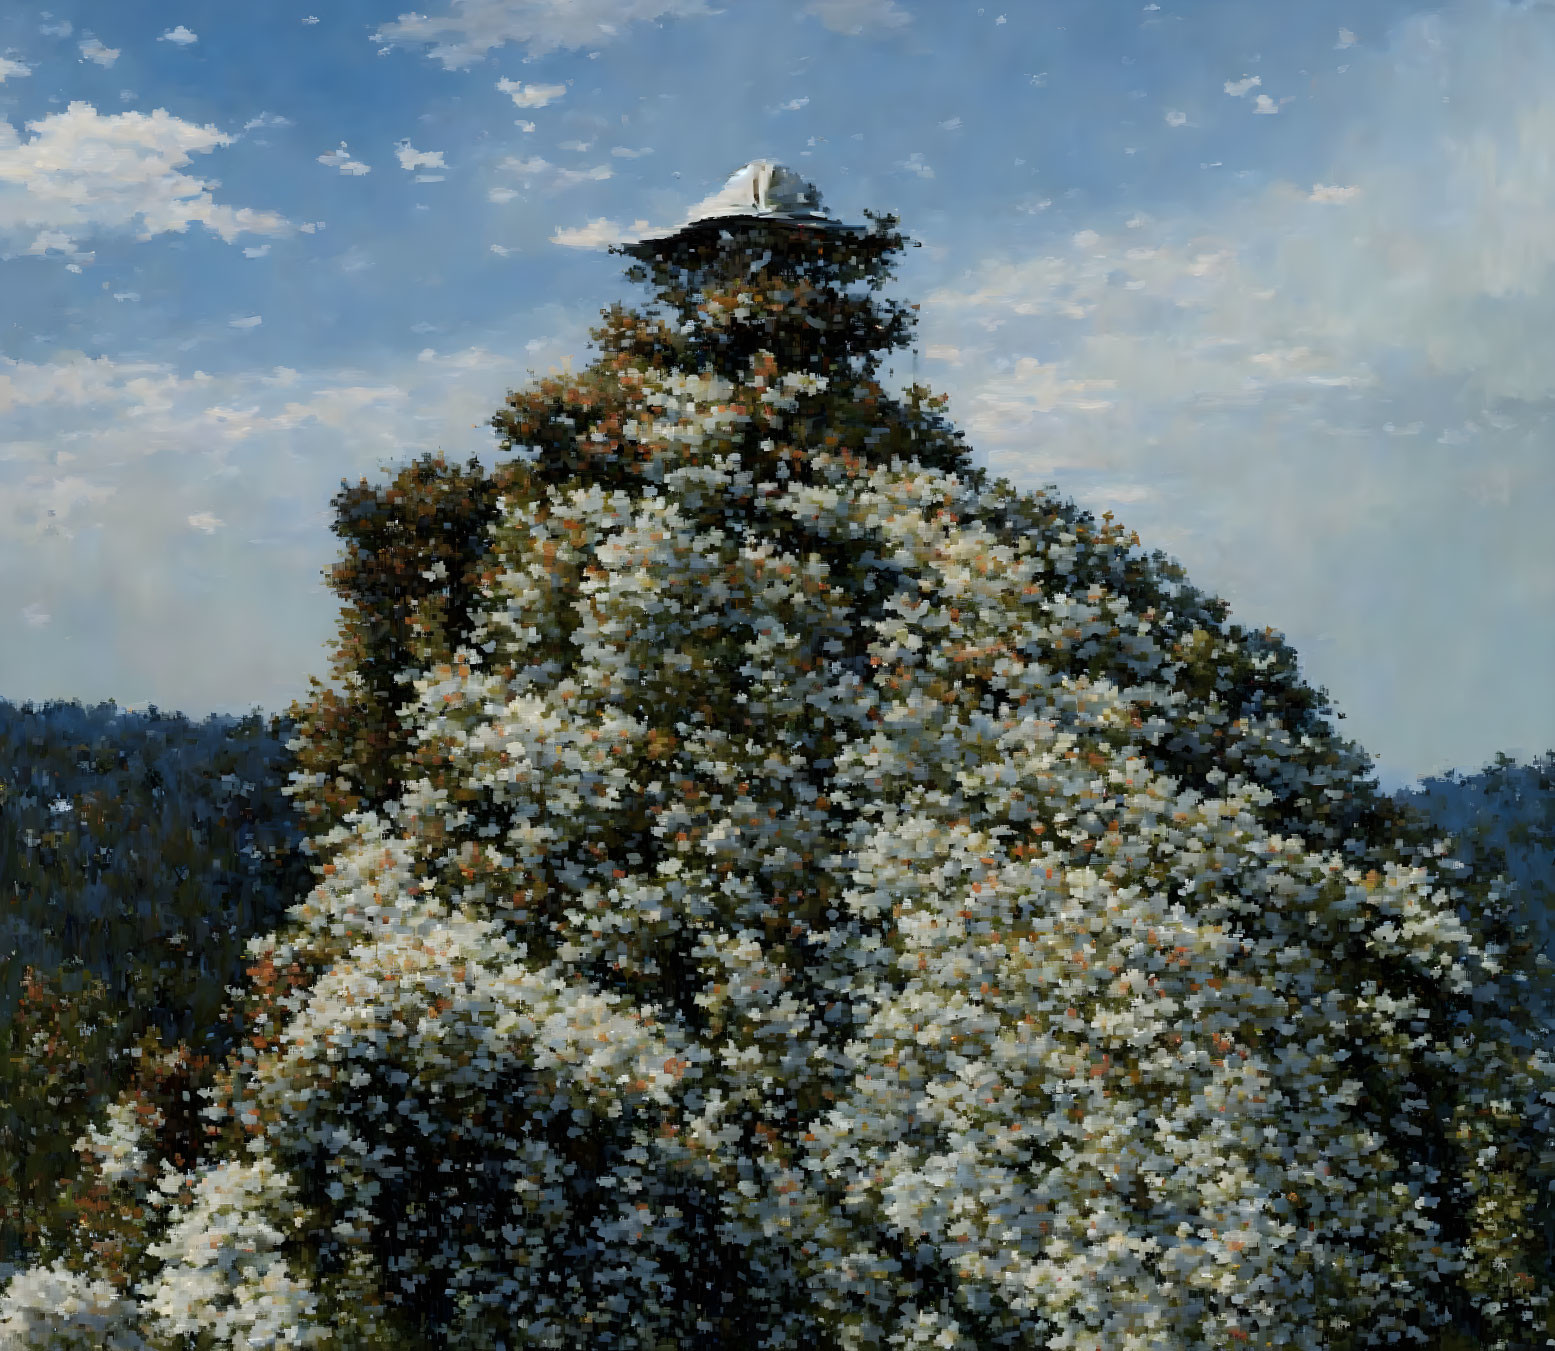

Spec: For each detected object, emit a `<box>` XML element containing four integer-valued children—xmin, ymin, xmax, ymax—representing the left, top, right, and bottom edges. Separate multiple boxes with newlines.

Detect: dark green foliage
<box><xmin>1397</xmin><ymin>752</ymin><xmax>1555</xmax><ymax>986</ymax></box>
<box><xmin>490</xmin><ymin>214</ymin><xmax>972</xmax><ymax>497</ymax></box>
<box><xmin>44</xmin><ymin>1027</ymin><xmax>223</xmax><ymax>1299</ymax></box>
<box><xmin>0</xmin><ymin>699</ymin><xmax>308</xmax><ymax>1049</ymax></box>
<box><xmin>0</xmin><ymin>697</ymin><xmax>309</xmax><ymax>1268</ymax></box>
<box><xmin>0</xmin><ymin>962</ymin><xmax>117</xmax><ymax>1264</ymax></box>
<box><xmin>616</xmin><ymin>211</ymin><xmax>920</xmax><ymax>382</ymax></box>
<box><xmin>282</xmin><ymin>452</ymin><xmax>512</xmax><ymax>853</ymax></box>
<box><xmin>1392</xmin><ymin>752</ymin><xmax>1555</xmax><ymax>1344</ymax></box>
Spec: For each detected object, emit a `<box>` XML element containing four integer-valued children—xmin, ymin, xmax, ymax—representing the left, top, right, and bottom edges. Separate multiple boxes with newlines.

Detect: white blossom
<box><xmin>0</xmin><ymin>1260</ymin><xmax>149</xmax><ymax>1351</ymax></box>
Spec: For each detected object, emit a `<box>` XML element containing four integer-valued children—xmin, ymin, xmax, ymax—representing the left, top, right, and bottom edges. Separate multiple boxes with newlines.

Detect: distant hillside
<box><xmin>0</xmin><ymin>697</ymin><xmax>311</xmax><ymax>1264</ymax></box>
<box><xmin>0</xmin><ymin>697</ymin><xmax>311</xmax><ymax>1046</ymax></box>
<box><xmin>1395</xmin><ymin>752</ymin><xmax>1555</xmax><ymax>1022</ymax></box>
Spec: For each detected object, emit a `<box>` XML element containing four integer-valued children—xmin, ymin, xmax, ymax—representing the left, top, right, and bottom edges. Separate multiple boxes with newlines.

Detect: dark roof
<box><xmin>619</xmin><ymin>212</ymin><xmax>866</xmax><ymax>261</ymax></box>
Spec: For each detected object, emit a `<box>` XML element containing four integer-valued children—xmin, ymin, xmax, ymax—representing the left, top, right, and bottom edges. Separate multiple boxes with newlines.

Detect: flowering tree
<box><xmin>6</xmin><ymin>174</ymin><xmax>1554</xmax><ymax>1351</ymax></box>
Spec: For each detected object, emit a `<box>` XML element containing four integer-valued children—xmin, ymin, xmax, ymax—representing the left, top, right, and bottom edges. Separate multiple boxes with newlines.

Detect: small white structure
<box><xmin>623</xmin><ymin>159</ymin><xmax>860</xmax><ymax>256</ymax></box>
<box><xmin>682</xmin><ymin>159</ymin><xmax>832</xmax><ymax>225</ymax></box>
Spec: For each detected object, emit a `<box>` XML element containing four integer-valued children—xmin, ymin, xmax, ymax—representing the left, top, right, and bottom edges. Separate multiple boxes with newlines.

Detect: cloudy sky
<box><xmin>0</xmin><ymin>0</ymin><xmax>1550</xmax><ymax>789</ymax></box>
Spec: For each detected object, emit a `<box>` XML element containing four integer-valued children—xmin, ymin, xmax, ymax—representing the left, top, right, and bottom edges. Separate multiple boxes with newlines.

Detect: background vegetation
<box><xmin>0</xmin><ymin>700</ymin><xmax>309</xmax><ymax>1268</ymax></box>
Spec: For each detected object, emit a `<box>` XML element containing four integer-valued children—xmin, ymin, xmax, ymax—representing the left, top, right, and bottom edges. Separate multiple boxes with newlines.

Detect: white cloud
<box><xmin>494</xmin><ymin>155</ymin><xmax>612</xmax><ymax>192</ymax></box>
<box><xmin>302</xmin><ymin>15</ymin><xmax>320</xmax><ymax>23</ymax></box>
<box><xmin>1337</xmin><ymin>27</ymin><xmax>1357</xmax><ymax>49</ymax></box>
<box><xmin>495</xmin><ymin>78</ymin><xmax>567</xmax><ymax>109</ymax></box>
<box><xmin>1164</xmin><ymin>108</ymin><xmax>1188</xmax><ymax>127</ymax></box>
<box><xmin>158</xmin><ymin>26</ymin><xmax>198</xmax><ymax>45</ymax></box>
<box><xmin>1092</xmin><ymin>481</ymin><xmax>1155</xmax><ymax>504</ymax></box>
<box><xmin>21</xmin><ymin>602</ymin><xmax>50</xmax><ymax>628</ymax></box>
<box><xmin>78</xmin><ymin>37</ymin><xmax>119</xmax><ymax>67</ymax></box>
<box><xmin>0</xmin><ymin>58</ymin><xmax>33</xmax><ymax>82</ymax></box>
<box><xmin>317</xmin><ymin>142</ymin><xmax>370</xmax><ymax>175</ymax></box>
<box><xmin>610</xmin><ymin>145</ymin><xmax>652</xmax><ymax>158</ymax></box>
<box><xmin>973</xmin><ymin>356</ymin><xmax>1117</xmax><ymax>418</ymax></box>
<box><xmin>780</xmin><ymin>97</ymin><xmax>810</xmax><ymax>112</ymax></box>
<box><xmin>939</xmin><ymin>116</ymin><xmax>962</xmax><ymax>130</ymax></box>
<box><xmin>9</xmin><ymin>376</ymin><xmax>563</xmax><ymax>730</ymax></box>
<box><xmin>224</xmin><ymin>384</ymin><xmax>409</xmax><ymax>438</ymax></box>
<box><xmin>0</xmin><ymin>472</ymin><xmax>115</xmax><ymax>543</ymax></box>
<box><xmin>242</xmin><ymin>112</ymin><xmax>292</xmax><ymax>132</ymax></box>
<box><xmin>1252</xmin><ymin>93</ymin><xmax>1279</xmax><ymax>115</ymax></box>
<box><xmin>924</xmin><ymin>344</ymin><xmax>963</xmax><ymax>365</ymax></box>
<box><xmin>490</xmin><ymin>243</ymin><xmax>513</xmax><ymax>256</ymax></box>
<box><xmin>414</xmin><ymin>345</ymin><xmax>510</xmax><ymax>371</ymax></box>
<box><xmin>0</xmin><ymin>354</ymin><xmax>173</xmax><ymax>418</ymax></box>
<box><xmin>1223</xmin><ymin>74</ymin><xmax>1261</xmax><ymax>97</ymax></box>
<box><xmin>899</xmin><ymin>152</ymin><xmax>934</xmax><ymax>179</ymax></box>
<box><xmin>375</xmin><ymin>1</ymin><xmax>714</xmax><ymax>69</ymax></box>
<box><xmin>26</xmin><ymin>229</ymin><xmax>83</xmax><ymax>258</ymax></box>
<box><xmin>925</xmin><ymin>222</ymin><xmax>1365</xmax><ymax>398</ymax></box>
<box><xmin>111</xmin><ymin>290</ymin><xmax>139</xmax><ymax>302</ymax></box>
<box><xmin>0</xmin><ymin>102</ymin><xmax>293</xmax><ymax>257</ymax></box>
<box><xmin>804</xmin><ymin>0</ymin><xmax>912</xmax><ymax>36</ymax></box>
<box><xmin>551</xmin><ymin>216</ymin><xmax>647</xmax><ymax>248</ymax></box>
<box><xmin>514</xmin><ymin>119</ymin><xmax>536</xmax><ymax>133</ymax></box>
<box><xmin>38</xmin><ymin>17</ymin><xmax>72</xmax><ymax>38</ymax></box>
<box><xmin>0</xmin><ymin>342</ymin><xmax>578</xmax><ymax>715</ymax></box>
<box><xmin>228</xmin><ymin>315</ymin><xmax>262</xmax><ymax>329</ymax></box>
<box><xmin>915</xmin><ymin>2</ymin><xmax>1555</xmax><ymax>779</ymax></box>
<box><xmin>394</xmin><ymin>140</ymin><xmax>447</xmax><ymax>172</ymax></box>
<box><xmin>243</xmin><ymin>244</ymin><xmax>271</xmax><ymax>258</ymax></box>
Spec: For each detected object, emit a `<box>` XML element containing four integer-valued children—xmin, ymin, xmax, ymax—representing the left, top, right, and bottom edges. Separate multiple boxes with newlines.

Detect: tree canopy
<box><xmin>4</xmin><ymin>178</ymin><xmax>1553</xmax><ymax>1351</ymax></box>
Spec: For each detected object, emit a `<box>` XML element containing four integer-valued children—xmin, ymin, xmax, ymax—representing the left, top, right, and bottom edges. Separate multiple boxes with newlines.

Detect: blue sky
<box><xmin>0</xmin><ymin>0</ymin><xmax>1550</xmax><ymax>790</ymax></box>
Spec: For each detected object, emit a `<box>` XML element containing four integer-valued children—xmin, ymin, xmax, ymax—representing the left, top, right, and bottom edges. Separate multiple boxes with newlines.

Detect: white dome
<box><xmin>683</xmin><ymin>159</ymin><xmax>830</xmax><ymax>224</ymax></box>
